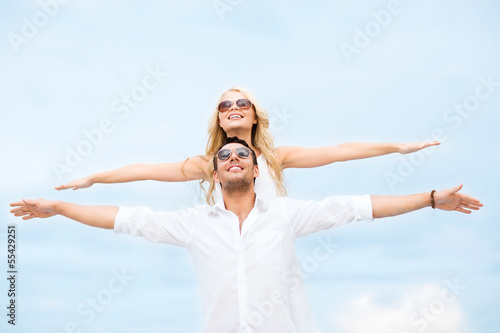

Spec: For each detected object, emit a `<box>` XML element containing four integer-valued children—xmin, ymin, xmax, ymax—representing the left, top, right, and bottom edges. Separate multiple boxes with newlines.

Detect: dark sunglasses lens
<box><xmin>217</xmin><ymin>149</ymin><xmax>231</xmax><ymax>160</ymax></box>
<box><xmin>218</xmin><ymin>101</ymin><xmax>232</xmax><ymax>112</ymax></box>
<box><xmin>236</xmin><ymin>147</ymin><xmax>250</xmax><ymax>158</ymax></box>
<box><xmin>236</xmin><ymin>99</ymin><xmax>252</xmax><ymax>109</ymax></box>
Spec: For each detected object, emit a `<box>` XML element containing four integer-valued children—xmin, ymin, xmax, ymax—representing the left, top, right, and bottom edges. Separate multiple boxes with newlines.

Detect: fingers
<box><xmin>459</xmin><ymin>194</ymin><xmax>482</xmax><ymax>205</ymax></box>
<box><xmin>10</xmin><ymin>202</ymin><xmax>28</xmax><ymax>218</ymax></box>
<box><xmin>55</xmin><ymin>183</ymin><xmax>77</xmax><ymax>191</ymax></box>
<box><xmin>22</xmin><ymin>199</ymin><xmax>35</xmax><ymax>206</ymax></box>
<box><xmin>429</xmin><ymin>140</ymin><xmax>441</xmax><ymax>146</ymax></box>
<box><xmin>454</xmin><ymin>198</ymin><xmax>482</xmax><ymax>214</ymax></box>
<box><xmin>9</xmin><ymin>204</ymin><xmax>35</xmax><ymax>219</ymax></box>
<box><xmin>446</xmin><ymin>184</ymin><xmax>463</xmax><ymax>196</ymax></box>
<box><xmin>10</xmin><ymin>200</ymin><xmax>40</xmax><ymax>217</ymax></box>
<box><xmin>453</xmin><ymin>184</ymin><xmax>463</xmax><ymax>193</ymax></box>
<box><xmin>56</xmin><ymin>184</ymin><xmax>82</xmax><ymax>191</ymax></box>
<box><xmin>421</xmin><ymin>141</ymin><xmax>441</xmax><ymax>148</ymax></box>
<box><xmin>10</xmin><ymin>206</ymin><xmax>27</xmax><ymax>214</ymax></box>
<box><xmin>460</xmin><ymin>202</ymin><xmax>481</xmax><ymax>211</ymax></box>
<box><xmin>462</xmin><ymin>198</ymin><xmax>483</xmax><ymax>208</ymax></box>
<box><xmin>456</xmin><ymin>207</ymin><xmax>471</xmax><ymax>214</ymax></box>
<box><xmin>10</xmin><ymin>200</ymin><xmax>34</xmax><ymax>210</ymax></box>
<box><xmin>456</xmin><ymin>190</ymin><xmax>483</xmax><ymax>210</ymax></box>
<box><xmin>13</xmin><ymin>210</ymin><xmax>31</xmax><ymax>217</ymax></box>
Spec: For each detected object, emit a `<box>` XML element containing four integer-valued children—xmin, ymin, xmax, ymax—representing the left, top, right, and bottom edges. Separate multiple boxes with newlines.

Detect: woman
<box><xmin>56</xmin><ymin>86</ymin><xmax>439</xmax><ymax>205</ymax></box>
<box><xmin>56</xmin><ymin>86</ymin><xmax>439</xmax><ymax>331</ymax></box>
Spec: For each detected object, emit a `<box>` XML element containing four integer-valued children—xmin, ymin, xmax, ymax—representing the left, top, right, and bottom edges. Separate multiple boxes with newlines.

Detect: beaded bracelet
<box><xmin>430</xmin><ymin>190</ymin><xmax>436</xmax><ymax>209</ymax></box>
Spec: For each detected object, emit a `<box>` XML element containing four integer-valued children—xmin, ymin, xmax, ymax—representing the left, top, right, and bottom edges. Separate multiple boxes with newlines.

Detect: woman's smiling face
<box><xmin>218</xmin><ymin>90</ymin><xmax>258</xmax><ymax>135</ymax></box>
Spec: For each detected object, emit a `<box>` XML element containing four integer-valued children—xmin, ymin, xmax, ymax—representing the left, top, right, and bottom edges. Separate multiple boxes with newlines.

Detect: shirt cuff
<box><xmin>113</xmin><ymin>206</ymin><xmax>130</xmax><ymax>234</ymax></box>
<box><xmin>358</xmin><ymin>194</ymin><xmax>374</xmax><ymax>222</ymax></box>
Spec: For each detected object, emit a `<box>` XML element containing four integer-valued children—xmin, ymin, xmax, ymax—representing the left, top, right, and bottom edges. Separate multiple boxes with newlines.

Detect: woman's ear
<box><xmin>253</xmin><ymin>108</ymin><xmax>258</xmax><ymax>124</ymax></box>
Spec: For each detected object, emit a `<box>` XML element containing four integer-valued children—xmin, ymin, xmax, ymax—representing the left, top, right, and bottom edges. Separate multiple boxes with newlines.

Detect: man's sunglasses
<box><xmin>218</xmin><ymin>99</ymin><xmax>252</xmax><ymax>113</ymax></box>
<box><xmin>216</xmin><ymin>147</ymin><xmax>252</xmax><ymax>161</ymax></box>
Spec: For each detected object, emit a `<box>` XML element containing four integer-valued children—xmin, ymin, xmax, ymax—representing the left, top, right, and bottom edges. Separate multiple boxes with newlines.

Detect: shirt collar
<box><xmin>209</xmin><ymin>192</ymin><xmax>268</xmax><ymax>215</ymax></box>
<box><xmin>210</xmin><ymin>194</ymin><xmax>226</xmax><ymax>214</ymax></box>
<box><xmin>254</xmin><ymin>194</ymin><xmax>269</xmax><ymax>211</ymax></box>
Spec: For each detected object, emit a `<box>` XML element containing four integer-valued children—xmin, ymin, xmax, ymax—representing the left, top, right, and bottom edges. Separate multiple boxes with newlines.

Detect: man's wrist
<box><xmin>53</xmin><ymin>201</ymin><xmax>63</xmax><ymax>215</ymax></box>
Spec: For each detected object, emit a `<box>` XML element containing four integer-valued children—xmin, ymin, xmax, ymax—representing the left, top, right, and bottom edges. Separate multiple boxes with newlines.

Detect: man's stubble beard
<box><xmin>221</xmin><ymin>177</ymin><xmax>253</xmax><ymax>197</ymax></box>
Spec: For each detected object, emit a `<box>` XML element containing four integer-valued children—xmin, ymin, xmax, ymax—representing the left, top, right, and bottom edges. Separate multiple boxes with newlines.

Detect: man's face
<box><xmin>213</xmin><ymin>143</ymin><xmax>259</xmax><ymax>191</ymax></box>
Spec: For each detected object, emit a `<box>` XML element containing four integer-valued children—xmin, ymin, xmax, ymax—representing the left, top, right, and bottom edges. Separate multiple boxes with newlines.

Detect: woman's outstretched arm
<box><xmin>276</xmin><ymin>141</ymin><xmax>440</xmax><ymax>169</ymax></box>
<box><xmin>55</xmin><ymin>155</ymin><xmax>210</xmax><ymax>190</ymax></box>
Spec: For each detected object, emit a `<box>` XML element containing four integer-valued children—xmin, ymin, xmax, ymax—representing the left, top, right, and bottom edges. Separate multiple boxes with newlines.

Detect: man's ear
<box><xmin>213</xmin><ymin>170</ymin><xmax>220</xmax><ymax>184</ymax></box>
<box><xmin>253</xmin><ymin>165</ymin><xmax>260</xmax><ymax>178</ymax></box>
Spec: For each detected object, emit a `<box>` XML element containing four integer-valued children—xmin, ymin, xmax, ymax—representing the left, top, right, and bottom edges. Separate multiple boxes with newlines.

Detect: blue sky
<box><xmin>1</xmin><ymin>0</ymin><xmax>499</xmax><ymax>332</ymax></box>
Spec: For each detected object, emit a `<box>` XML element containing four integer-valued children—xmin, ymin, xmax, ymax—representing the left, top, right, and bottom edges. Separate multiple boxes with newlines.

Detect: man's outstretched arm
<box><xmin>10</xmin><ymin>199</ymin><xmax>118</xmax><ymax>229</ymax></box>
<box><xmin>371</xmin><ymin>184</ymin><xmax>483</xmax><ymax>218</ymax></box>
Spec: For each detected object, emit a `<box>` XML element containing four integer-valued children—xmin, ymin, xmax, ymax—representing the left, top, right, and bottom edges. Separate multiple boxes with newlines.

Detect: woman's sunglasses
<box><xmin>218</xmin><ymin>99</ymin><xmax>252</xmax><ymax>113</ymax></box>
<box><xmin>216</xmin><ymin>147</ymin><xmax>252</xmax><ymax>161</ymax></box>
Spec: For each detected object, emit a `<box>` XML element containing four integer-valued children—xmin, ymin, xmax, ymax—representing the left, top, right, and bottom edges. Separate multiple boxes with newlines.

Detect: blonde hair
<box><xmin>201</xmin><ymin>87</ymin><xmax>287</xmax><ymax>205</ymax></box>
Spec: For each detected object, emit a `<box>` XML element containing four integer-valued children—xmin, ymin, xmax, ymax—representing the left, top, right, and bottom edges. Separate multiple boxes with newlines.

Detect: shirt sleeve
<box><xmin>282</xmin><ymin>195</ymin><xmax>373</xmax><ymax>238</ymax></box>
<box><xmin>113</xmin><ymin>206</ymin><xmax>198</xmax><ymax>247</ymax></box>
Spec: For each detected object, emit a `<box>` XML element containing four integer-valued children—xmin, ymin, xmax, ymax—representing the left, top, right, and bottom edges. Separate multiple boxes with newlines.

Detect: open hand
<box><xmin>55</xmin><ymin>176</ymin><xmax>93</xmax><ymax>191</ymax></box>
<box><xmin>399</xmin><ymin>140</ymin><xmax>441</xmax><ymax>154</ymax></box>
<box><xmin>10</xmin><ymin>199</ymin><xmax>58</xmax><ymax>220</ymax></box>
<box><xmin>434</xmin><ymin>185</ymin><xmax>483</xmax><ymax>214</ymax></box>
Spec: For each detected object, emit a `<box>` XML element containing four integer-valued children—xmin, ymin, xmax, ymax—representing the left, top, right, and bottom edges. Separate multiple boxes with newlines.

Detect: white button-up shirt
<box><xmin>114</xmin><ymin>194</ymin><xmax>373</xmax><ymax>332</ymax></box>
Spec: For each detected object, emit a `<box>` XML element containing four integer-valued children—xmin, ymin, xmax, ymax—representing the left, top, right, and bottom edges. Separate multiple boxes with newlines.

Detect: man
<box><xmin>10</xmin><ymin>137</ymin><xmax>482</xmax><ymax>332</ymax></box>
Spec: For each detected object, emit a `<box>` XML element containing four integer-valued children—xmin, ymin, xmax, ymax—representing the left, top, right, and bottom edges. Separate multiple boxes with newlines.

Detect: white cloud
<box><xmin>332</xmin><ymin>284</ymin><xmax>468</xmax><ymax>333</ymax></box>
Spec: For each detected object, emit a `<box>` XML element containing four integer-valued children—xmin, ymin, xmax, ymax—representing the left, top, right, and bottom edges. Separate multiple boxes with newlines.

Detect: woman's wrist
<box><xmin>87</xmin><ymin>174</ymin><xmax>98</xmax><ymax>184</ymax></box>
<box><xmin>394</xmin><ymin>143</ymin><xmax>405</xmax><ymax>154</ymax></box>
